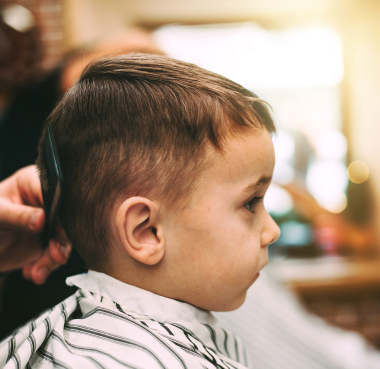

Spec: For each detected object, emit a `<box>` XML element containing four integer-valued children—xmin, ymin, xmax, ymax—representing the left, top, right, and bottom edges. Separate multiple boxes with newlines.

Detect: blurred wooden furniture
<box><xmin>268</xmin><ymin>257</ymin><xmax>380</xmax><ymax>349</ymax></box>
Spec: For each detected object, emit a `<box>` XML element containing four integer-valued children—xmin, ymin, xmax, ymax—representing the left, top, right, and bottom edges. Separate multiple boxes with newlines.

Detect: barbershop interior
<box><xmin>1</xmin><ymin>0</ymin><xmax>380</xmax><ymax>367</ymax></box>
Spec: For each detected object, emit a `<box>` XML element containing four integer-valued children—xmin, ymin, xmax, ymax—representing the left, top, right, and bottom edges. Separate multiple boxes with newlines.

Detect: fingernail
<box><xmin>37</xmin><ymin>267</ymin><xmax>48</xmax><ymax>281</ymax></box>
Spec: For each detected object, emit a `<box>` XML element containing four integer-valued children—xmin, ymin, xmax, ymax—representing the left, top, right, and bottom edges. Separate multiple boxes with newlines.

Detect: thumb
<box><xmin>0</xmin><ymin>200</ymin><xmax>45</xmax><ymax>233</ymax></box>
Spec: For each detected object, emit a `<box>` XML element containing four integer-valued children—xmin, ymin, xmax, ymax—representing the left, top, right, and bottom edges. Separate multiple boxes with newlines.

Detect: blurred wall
<box><xmin>338</xmin><ymin>0</ymin><xmax>380</xmax><ymax>245</ymax></box>
<box><xmin>2</xmin><ymin>0</ymin><xmax>65</xmax><ymax>72</ymax></box>
<box><xmin>63</xmin><ymin>0</ymin><xmax>135</xmax><ymax>46</ymax></box>
<box><xmin>63</xmin><ymin>0</ymin><xmax>335</xmax><ymax>45</ymax></box>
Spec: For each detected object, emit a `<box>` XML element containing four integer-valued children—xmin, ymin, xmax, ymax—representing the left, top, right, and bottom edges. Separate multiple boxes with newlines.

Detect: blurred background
<box><xmin>1</xmin><ymin>0</ymin><xmax>380</xmax><ymax>351</ymax></box>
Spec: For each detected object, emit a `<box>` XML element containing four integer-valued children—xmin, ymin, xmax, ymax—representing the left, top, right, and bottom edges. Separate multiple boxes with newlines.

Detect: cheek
<box><xmin>223</xmin><ymin>221</ymin><xmax>263</xmax><ymax>273</ymax></box>
<box><xmin>218</xmin><ymin>212</ymin><xmax>260</xmax><ymax>249</ymax></box>
<box><xmin>213</xmin><ymin>223</ymin><xmax>262</xmax><ymax>272</ymax></box>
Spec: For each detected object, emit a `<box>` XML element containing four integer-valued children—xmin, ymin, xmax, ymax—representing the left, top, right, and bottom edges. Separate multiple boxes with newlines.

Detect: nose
<box><xmin>261</xmin><ymin>211</ymin><xmax>280</xmax><ymax>248</ymax></box>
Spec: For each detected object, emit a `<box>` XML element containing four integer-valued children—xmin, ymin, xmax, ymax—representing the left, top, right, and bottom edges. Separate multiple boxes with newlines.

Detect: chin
<box><xmin>252</xmin><ymin>271</ymin><xmax>261</xmax><ymax>284</ymax></box>
<box><xmin>212</xmin><ymin>292</ymin><xmax>248</xmax><ymax>312</ymax></box>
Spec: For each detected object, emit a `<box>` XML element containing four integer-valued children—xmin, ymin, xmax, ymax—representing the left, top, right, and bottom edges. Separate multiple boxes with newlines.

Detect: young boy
<box><xmin>0</xmin><ymin>53</ymin><xmax>279</xmax><ymax>369</ymax></box>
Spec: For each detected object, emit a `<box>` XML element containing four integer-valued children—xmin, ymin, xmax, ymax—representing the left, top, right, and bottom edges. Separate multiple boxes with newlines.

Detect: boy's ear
<box><xmin>115</xmin><ymin>197</ymin><xmax>165</xmax><ymax>265</ymax></box>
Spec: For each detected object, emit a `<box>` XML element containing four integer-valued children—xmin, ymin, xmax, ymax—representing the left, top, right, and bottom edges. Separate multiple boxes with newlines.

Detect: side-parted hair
<box><xmin>37</xmin><ymin>53</ymin><xmax>275</xmax><ymax>269</ymax></box>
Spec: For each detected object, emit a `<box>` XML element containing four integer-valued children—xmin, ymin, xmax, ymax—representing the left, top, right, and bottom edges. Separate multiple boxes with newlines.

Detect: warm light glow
<box><xmin>154</xmin><ymin>24</ymin><xmax>344</xmax><ymax>89</ymax></box>
<box><xmin>273</xmin><ymin>163</ymin><xmax>294</xmax><ymax>186</ymax></box>
<box><xmin>264</xmin><ymin>184</ymin><xmax>293</xmax><ymax>216</ymax></box>
<box><xmin>2</xmin><ymin>4</ymin><xmax>35</xmax><ymax>32</ymax></box>
<box><xmin>322</xmin><ymin>191</ymin><xmax>347</xmax><ymax>213</ymax></box>
<box><xmin>316</xmin><ymin>130</ymin><xmax>347</xmax><ymax>160</ymax></box>
<box><xmin>273</xmin><ymin>130</ymin><xmax>295</xmax><ymax>162</ymax></box>
<box><xmin>235</xmin><ymin>26</ymin><xmax>344</xmax><ymax>89</ymax></box>
<box><xmin>347</xmin><ymin>161</ymin><xmax>370</xmax><ymax>184</ymax></box>
<box><xmin>272</xmin><ymin>131</ymin><xmax>295</xmax><ymax>185</ymax></box>
<box><xmin>306</xmin><ymin>161</ymin><xmax>348</xmax><ymax>211</ymax></box>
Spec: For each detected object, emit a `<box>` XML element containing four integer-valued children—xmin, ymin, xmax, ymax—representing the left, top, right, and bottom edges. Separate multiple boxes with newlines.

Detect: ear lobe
<box><xmin>115</xmin><ymin>197</ymin><xmax>165</xmax><ymax>265</ymax></box>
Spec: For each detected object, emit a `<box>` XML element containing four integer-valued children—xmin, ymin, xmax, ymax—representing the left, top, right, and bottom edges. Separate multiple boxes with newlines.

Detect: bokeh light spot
<box><xmin>322</xmin><ymin>191</ymin><xmax>347</xmax><ymax>213</ymax></box>
<box><xmin>306</xmin><ymin>160</ymin><xmax>348</xmax><ymax>207</ymax></box>
<box><xmin>316</xmin><ymin>130</ymin><xmax>347</xmax><ymax>160</ymax></box>
<box><xmin>264</xmin><ymin>184</ymin><xmax>293</xmax><ymax>217</ymax></box>
<box><xmin>347</xmin><ymin>161</ymin><xmax>369</xmax><ymax>184</ymax></box>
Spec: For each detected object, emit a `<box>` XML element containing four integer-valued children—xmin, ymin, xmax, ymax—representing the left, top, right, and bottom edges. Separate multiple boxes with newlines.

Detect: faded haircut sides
<box><xmin>37</xmin><ymin>53</ymin><xmax>276</xmax><ymax>269</ymax></box>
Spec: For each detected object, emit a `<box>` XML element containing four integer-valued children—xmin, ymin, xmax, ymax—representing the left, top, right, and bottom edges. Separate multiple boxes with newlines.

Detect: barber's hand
<box><xmin>0</xmin><ymin>165</ymin><xmax>71</xmax><ymax>284</ymax></box>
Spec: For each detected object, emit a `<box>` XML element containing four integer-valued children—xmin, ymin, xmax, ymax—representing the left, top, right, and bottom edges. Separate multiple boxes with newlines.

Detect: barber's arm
<box><xmin>0</xmin><ymin>165</ymin><xmax>71</xmax><ymax>284</ymax></box>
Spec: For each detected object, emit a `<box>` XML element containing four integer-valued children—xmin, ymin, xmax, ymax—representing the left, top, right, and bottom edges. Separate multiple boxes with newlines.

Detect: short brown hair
<box><xmin>37</xmin><ymin>53</ymin><xmax>275</xmax><ymax>269</ymax></box>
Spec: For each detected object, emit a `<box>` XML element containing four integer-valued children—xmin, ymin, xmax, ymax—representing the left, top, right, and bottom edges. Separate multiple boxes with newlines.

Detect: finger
<box><xmin>28</xmin><ymin>238</ymin><xmax>71</xmax><ymax>284</ymax></box>
<box><xmin>22</xmin><ymin>264</ymin><xmax>32</xmax><ymax>280</ymax></box>
<box><xmin>50</xmin><ymin>221</ymin><xmax>72</xmax><ymax>264</ymax></box>
<box><xmin>0</xmin><ymin>201</ymin><xmax>45</xmax><ymax>233</ymax></box>
<box><xmin>29</xmin><ymin>251</ymin><xmax>59</xmax><ymax>285</ymax></box>
<box><xmin>16</xmin><ymin>165</ymin><xmax>44</xmax><ymax>206</ymax></box>
<box><xmin>48</xmin><ymin>239</ymin><xmax>72</xmax><ymax>265</ymax></box>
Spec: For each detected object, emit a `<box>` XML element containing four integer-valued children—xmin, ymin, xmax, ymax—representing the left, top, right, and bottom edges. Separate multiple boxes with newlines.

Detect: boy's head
<box><xmin>37</xmin><ymin>53</ymin><xmax>279</xmax><ymax>311</ymax></box>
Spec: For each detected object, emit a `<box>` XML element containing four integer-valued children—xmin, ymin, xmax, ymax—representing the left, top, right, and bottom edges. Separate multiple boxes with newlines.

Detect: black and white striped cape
<box><xmin>0</xmin><ymin>271</ymin><xmax>251</xmax><ymax>369</ymax></box>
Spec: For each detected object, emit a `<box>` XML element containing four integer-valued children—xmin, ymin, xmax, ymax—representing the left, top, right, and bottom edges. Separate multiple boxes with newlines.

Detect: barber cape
<box><xmin>0</xmin><ymin>270</ymin><xmax>251</xmax><ymax>369</ymax></box>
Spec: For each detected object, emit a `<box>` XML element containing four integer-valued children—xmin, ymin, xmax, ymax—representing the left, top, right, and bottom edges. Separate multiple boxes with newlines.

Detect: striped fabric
<box><xmin>0</xmin><ymin>271</ymin><xmax>251</xmax><ymax>369</ymax></box>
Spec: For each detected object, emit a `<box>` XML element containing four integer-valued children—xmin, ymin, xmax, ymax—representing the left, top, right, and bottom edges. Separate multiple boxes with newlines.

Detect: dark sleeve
<box><xmin>0</xmin><ymin>68</ymin><xmax>63</xmax><ymax>180</ymax></box>
<box><xmin>0</xmin><ymin>67</ymin><xmax>87</xmax><ymax>340</ymax></box>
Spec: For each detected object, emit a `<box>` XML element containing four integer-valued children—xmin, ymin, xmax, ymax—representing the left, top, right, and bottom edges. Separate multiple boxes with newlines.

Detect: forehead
<box><xmin>184</xmin><ymin>128</ymin><xmax>275</xmax><ymax>208</ymax></box>
<box><xmin>204</xmin><ymin>128</ymin><xmax>274</xmax><ymax>185</ymax></box>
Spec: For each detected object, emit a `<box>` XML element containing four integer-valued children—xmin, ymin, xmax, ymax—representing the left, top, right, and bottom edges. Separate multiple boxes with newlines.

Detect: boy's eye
<box><xmin>243</xmin><ymin>196</ymin><xmax>263</xmax><ymax>214</ymax></box>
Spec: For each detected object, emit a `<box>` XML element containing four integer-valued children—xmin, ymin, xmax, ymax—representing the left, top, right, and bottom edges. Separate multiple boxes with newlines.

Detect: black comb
<box><xmin>40</xmin><ymin>123</ymin><xmax>64</xmax><ymax>249</ymax></box>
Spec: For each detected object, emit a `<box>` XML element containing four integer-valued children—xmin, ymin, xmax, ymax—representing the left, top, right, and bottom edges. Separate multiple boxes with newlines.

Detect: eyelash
<box><xmin>243</xmin><ymin>196</ymin><xmax>263</xmax><ymax>214</ymax></box>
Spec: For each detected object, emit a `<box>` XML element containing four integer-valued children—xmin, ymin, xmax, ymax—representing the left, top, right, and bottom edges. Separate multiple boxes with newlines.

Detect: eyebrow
<box><xmin>242</xmin><ymin>176</ymin><xmax>272</xmax><ymax>193</ymax></box>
